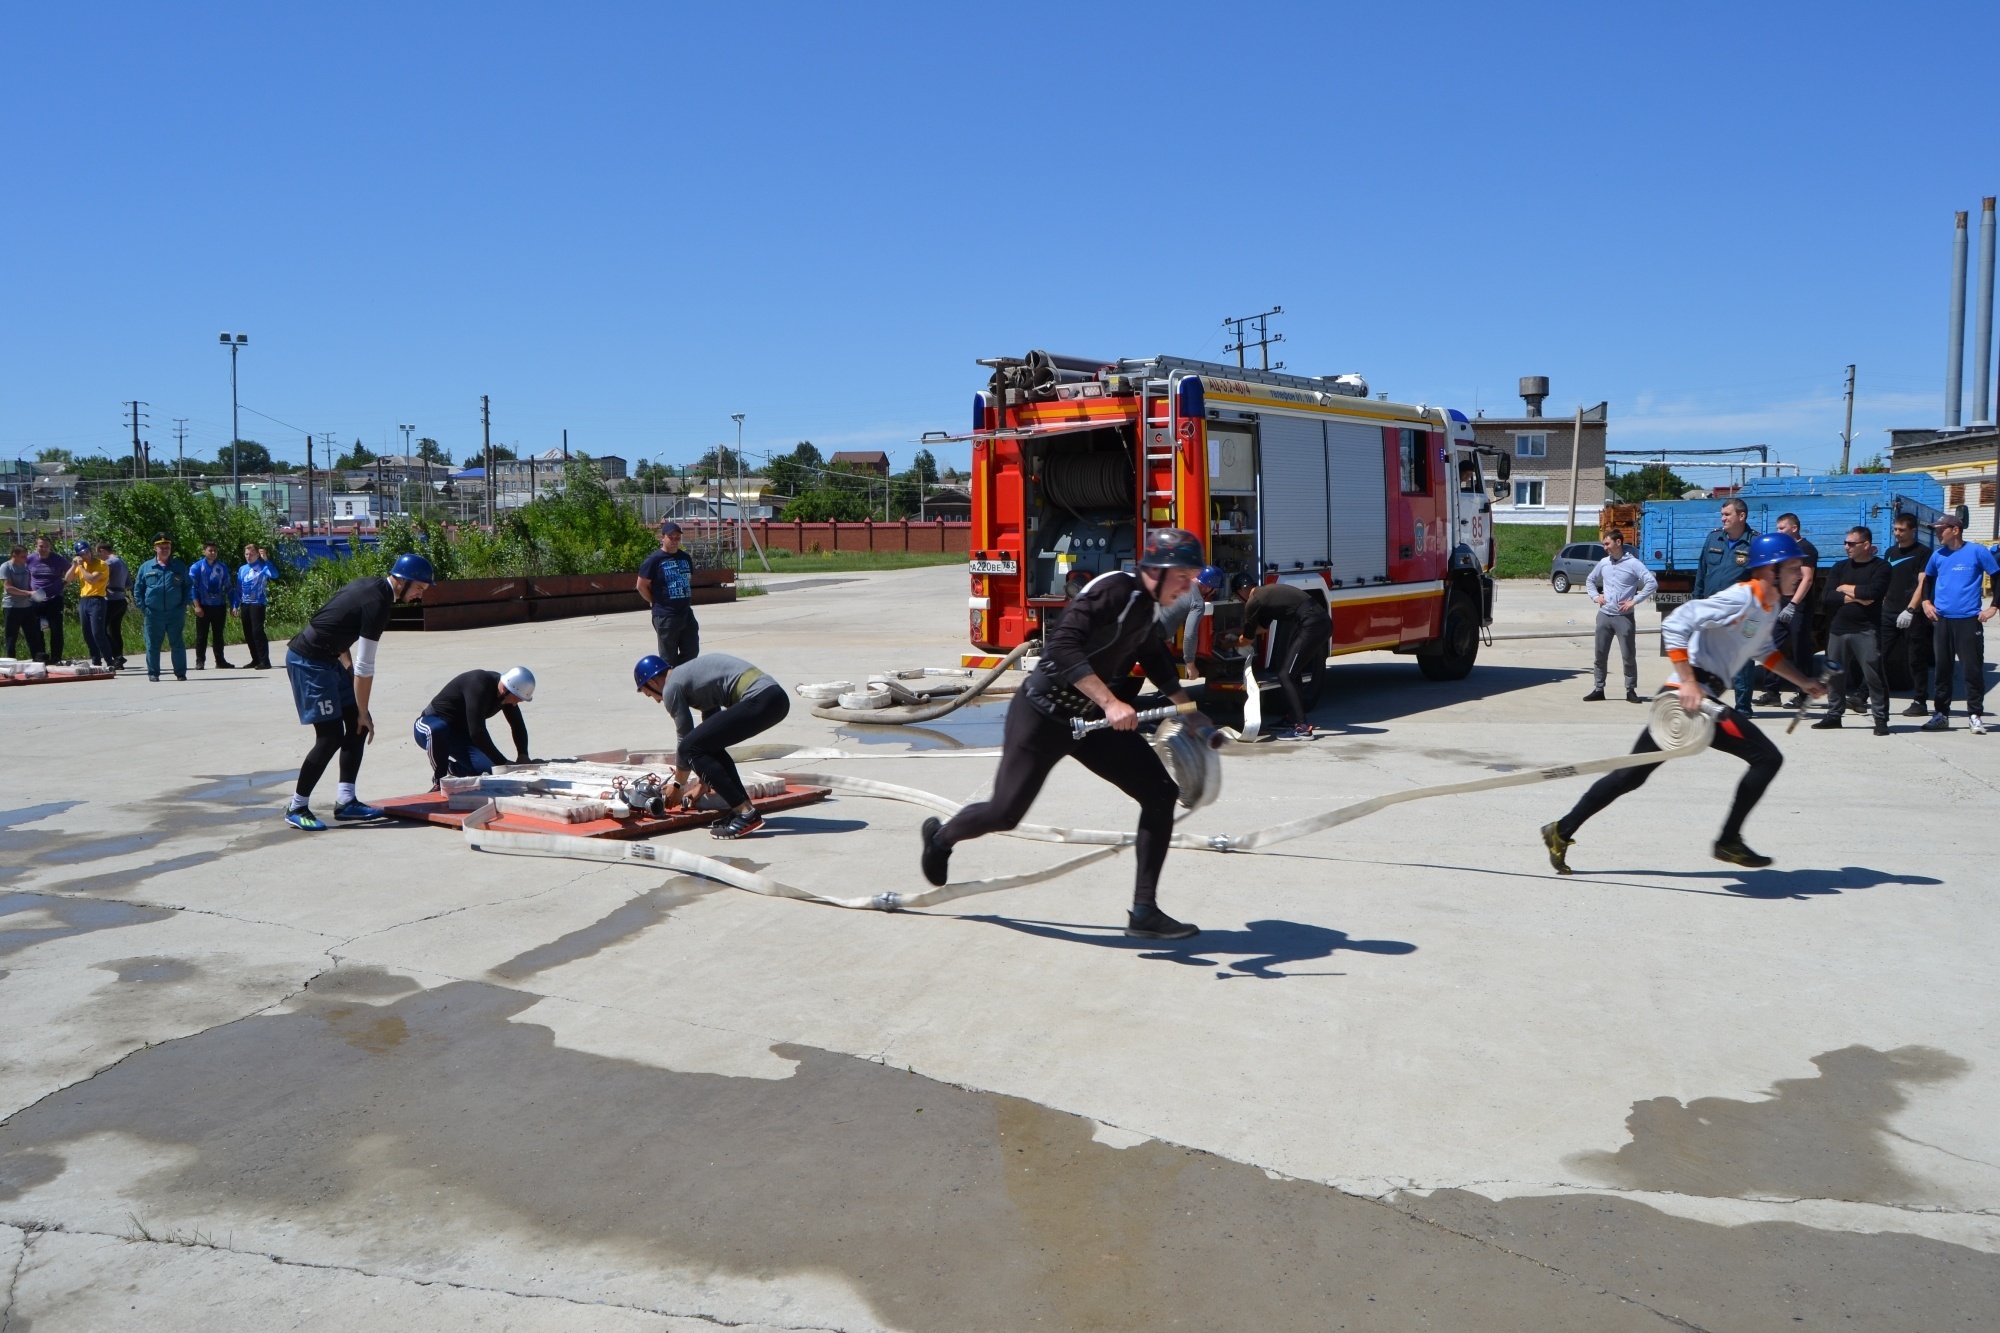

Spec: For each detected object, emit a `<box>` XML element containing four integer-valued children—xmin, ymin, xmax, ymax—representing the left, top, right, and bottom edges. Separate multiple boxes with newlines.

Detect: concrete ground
<box><xmin>3</xmin><ymin>568</ymin><xmax>1997</xmax><ymax>1331</ymax></box>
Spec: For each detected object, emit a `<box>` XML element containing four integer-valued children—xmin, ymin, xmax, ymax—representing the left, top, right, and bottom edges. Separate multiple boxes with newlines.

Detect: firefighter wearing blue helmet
<box><xmin>920</xmin><ymin>527</ymin><xmax>1215</xmax><ymax>939</ymax></box>
<box><xmin>633</xmin><ymin>649</ymin><xmax>790</xmax><ymax>840</ymax></box>
<box><xmin>1542</xmin><ymin>529</ymin><xmax>1825</xmax><ymax>874</ymax></box>
<box><xmin>281</xmin><ymin>550</ymin><xmax>435</xmax><ymax>830</ymax></box>
<box><xmin>1157</xmin><ymin>563</ymin><xmax>1228</xmax><ymax>677</ymax></box>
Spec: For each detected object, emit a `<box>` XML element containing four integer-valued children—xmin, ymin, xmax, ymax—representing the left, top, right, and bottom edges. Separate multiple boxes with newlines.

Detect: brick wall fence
<box><xmin>720</xmin><ymin>520</ymin><xmax>971</xmax><ymax>554</ymax></box>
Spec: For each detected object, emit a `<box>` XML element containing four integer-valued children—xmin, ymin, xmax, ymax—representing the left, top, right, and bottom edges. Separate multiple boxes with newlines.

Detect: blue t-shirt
<box><xmin>237</xmin><ymin>559</ymin><xmax>278</xmax><ymax>606</ymax></box>
<box><xmin>639</xmin><ymin>548</ymin><xmax>694</xmax><ymax>608</ymax></box>
<box><xmin>1922</xmin><ymin>541</ymin><xmax>2000</xmax><ymax>619</ymax></box>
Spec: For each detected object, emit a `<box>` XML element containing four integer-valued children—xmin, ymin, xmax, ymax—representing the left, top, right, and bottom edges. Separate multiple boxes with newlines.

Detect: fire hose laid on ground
<box><xmin>464</xmin><ymin>695</ymin><xmax>1719</xmax><ymax>913</ymax></box>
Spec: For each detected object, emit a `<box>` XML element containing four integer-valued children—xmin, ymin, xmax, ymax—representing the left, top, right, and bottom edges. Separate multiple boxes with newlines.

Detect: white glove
<box><xmin>31</xmin><ymin>590</ymin><xmax>47</xmax><ymax>603</ymax></box>
<box><xmin>1896</xmin><ymin>609</ymin><xmax>1914</xmax><ymax>629</ymax></box>
<box><xmin>1777</xmin><ymin>603</ymin><xmax>1797</xmax><ymax>626</ymax></box>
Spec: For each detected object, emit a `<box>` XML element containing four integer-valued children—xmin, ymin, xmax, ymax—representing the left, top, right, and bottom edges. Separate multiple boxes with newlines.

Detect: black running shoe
<box><xmin>710</xmin><ymin>809</ymin><xmax>765</xmax><ymax>839</ymax></box>
<box><xmin>1125</xmin><ymin>905</ymin><xmax>1199</xmax><ymax>939</ymax></box>
<box><xmin>1902</xmin><ymin>701</ymin><xmax>1930</xmax><ymax>717</ymax></box>
<box><xmin>1754</xmin><ymin>691</ymin><xmax>1783</xmax><ymax>707</ymax></box>
<box><xmin>1540</xmin><ymin>820</ymin><xmax>1575</xmax><ymax>875</ymax></box>
<box><xmin>1712</xmin><ymin>836</ymin><xmax>1773</xmax><ymax>868</ymax></box>
<box><xmin>1625</xmin><ymin>690</ymin><xmax>1646</xmax><ymax>704</ymax></box>
<box><xmin>1811</xmin><ymin>714</ymin><xmax>1841</xmax><ymax>729</ymax></box>
<box><xmin>1873</xmin><ymin>722</ymin><xmax>1890</xmax><ymax>736</ymax></box>
<box><xmin>919</xmin><ymin>816</ymin><xmax>951</xmax><ymax>886</ymax></box>
<box><xmin>1581</xmin><ymin>690</ymin><xmax>1606</xmax><ymax>702</ymax></box>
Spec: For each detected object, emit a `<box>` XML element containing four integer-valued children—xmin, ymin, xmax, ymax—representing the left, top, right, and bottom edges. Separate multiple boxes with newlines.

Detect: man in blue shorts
<box><xmin>282</xmin><ymin>553</ymin><xmax>434</xmax><ymax>830</ymax></box>
<box><xmin>636</xmin><ymin>521</ymin><xmax>699</xmax><ymax>666</ymax></box>
<box><xmin>414</xmin><ymin>666</ymin><xmax>537</xmax><ymax>788</ymax></box>
<box><xmin>1909</xmin><ymin>512</ymin><xmax>2000</xmax><ymax>734</ymax></box>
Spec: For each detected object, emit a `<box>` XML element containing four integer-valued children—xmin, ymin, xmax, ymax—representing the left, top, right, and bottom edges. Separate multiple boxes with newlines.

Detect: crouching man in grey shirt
<box><xmin>1584</xmin><ymin>527</ymin><xmax>1658</xmax><ymax>703</ymax></box>
<box><xmin>633</xmin><ymin>650</ymin><xmax>790</xmax><ymax>840</ymax></box>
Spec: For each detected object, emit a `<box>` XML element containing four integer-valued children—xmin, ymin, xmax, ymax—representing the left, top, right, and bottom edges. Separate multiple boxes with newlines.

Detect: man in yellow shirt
<box><xmin>63</xmin><ymin>540</ymin><xmax>115</xmax><ymax>667</ymax></box>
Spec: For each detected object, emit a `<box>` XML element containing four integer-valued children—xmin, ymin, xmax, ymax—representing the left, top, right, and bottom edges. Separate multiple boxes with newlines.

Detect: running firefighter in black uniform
<box><xmin>919</xmin><ymin>528</ymin><xmax>1215</xmax><ymax>939</ymax></box>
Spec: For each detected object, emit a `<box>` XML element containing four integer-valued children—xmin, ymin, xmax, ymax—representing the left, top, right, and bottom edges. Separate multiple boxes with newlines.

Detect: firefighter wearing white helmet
<box><xmin>919</xmin><ymin>527</ymin><xmax>1216</xmax><ymax>939</ymax></box>
<box><xmin>1542</xmin><ymin>531</ymin><xmax>1827</xmax><ymax>875</ymax></box>
<box><xmin>413</xmin><ymin>666</ymin><xmax>538</xmax><ymax>789</ymax></box>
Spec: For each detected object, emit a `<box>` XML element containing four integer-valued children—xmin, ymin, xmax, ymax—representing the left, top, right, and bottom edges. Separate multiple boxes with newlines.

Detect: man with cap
<box><xmin>919</xmin><ymin>528</ymin><xmax>1215</xmax><ymax>939</ymax></box>
<box><xmin>187</xmin><ymin>540</ymin><xmax>237</xmax><ymax>669</ymax></box>
<box><xmin>1542</xmin><ymin>530</ymin><xmax>1826</xmax><ymax>874</ymax></box>
<box><xmin>1907</xmin><ymin>512</ymin><xmax>2000</xmax><ymax>734</ymax></box>
<box><xmin>637</xmin><ymin>521</ymin><xmax>699</xmax><ymax>666</ymax></box>
<box><xmin>415</xmin><ymin>666</ymin><xmax>537</xmax><ymax>788</ymax></box>
<box><xmin>1226</xmin><ymin>572</ymin><xmax>1332</xmax><ymax>740</ymax></box>
<box><xmin>282</xmin><ymin>552</ymin><xmax>434</xmax><ymax>830</ymax></box>
<box><xmin>133</xmin><ymin>535</ymin><xmax>192</xmax><ymax>681</ymax></box>
<box><xmin>61</xmin><ymin>540</ymin><xmax>113</xmax><ymax>666</ymax></box>
<box><xmin>633</xmin><ymin>650</ymin><xmax>789</xmax><ymax>839</ymax></box>
<box><xmin>99</xmin><ymin>539</ymin><xmax>130</xmax><ymax>670</ymax></box>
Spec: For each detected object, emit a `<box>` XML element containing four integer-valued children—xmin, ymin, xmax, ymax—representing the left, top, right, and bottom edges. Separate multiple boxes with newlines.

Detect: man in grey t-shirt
<box><xmin>633</xmin><ymin>651</ymin><xmax>790</xmax><ymax>839</ymax></box>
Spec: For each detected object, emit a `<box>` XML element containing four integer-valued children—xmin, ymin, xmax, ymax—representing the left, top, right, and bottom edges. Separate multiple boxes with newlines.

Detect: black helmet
<box><xmin>1229</xmin><ymin>573</ymin><xmax>1258</xmax><ymax>597</ymax></box>
<box><xmin>1138</xmin><ymin>527</ymin><xmax>1203</xmax><ymax>569</ymax></box>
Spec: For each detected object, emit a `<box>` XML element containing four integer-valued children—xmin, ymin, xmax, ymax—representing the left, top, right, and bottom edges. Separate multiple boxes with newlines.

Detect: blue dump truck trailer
<box><xmin>1639</xmin><ymin>475</ymin><xmax>1944</xmax><ymax>609</ymax></box>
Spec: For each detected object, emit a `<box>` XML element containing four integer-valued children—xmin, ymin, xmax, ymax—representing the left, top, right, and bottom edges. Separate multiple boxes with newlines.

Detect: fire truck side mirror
<box><xmin>1493</xmin><ymin>453</ymin><xmax>1512</xmax><ymax>481</ymax></box>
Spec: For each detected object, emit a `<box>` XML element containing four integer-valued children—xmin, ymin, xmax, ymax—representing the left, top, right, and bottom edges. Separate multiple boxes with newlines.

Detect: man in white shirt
<box><xmin>1582</xmin><ymin>528</ymin><xmax>1658</xmax><ymax>704</ymax></box>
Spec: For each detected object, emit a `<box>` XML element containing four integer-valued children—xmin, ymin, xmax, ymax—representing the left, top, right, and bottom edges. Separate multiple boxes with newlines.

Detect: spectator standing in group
<box><xmin>236</xmin><ymin>542</ymin><xmax>279</xmax><ymax>670</ymax></box>
<box><xmin>62</xmin><ymin>540</ymin><xmax>114</xmax><ymax>667</ymax></box>
<box><xmin>1582</xmin><ymin>527</ymin><xmax>1657</xmax><ymax>703</ymax></box>
<box><xmin>24</xmin><ymin>535</ymin><xmax>70</xmax><ymax>663</ymax></box>
<box><xmin>187</xmin><ymin>541</ymin><xmax>237</xmax><ymax>669</ymax></box>
<box><xmin>99</xmin><ymin>539</ymin><xmax>130</xmax><ymax>670</ymax></box>
<box><xmin>134</xmin><ymin>534</ymin><xmax>192</xmax><ymax>681</ymax></box>
<box><xmin>3</xmin><ymin>544</ymin><xmax>42</xmax><ymax>662</ymax></box>
<box><xmin>1755</xmin><ymin>512</ymin><xmax>1819</xmax><ymax>708</ymax></box>
<box><xmin>1813</xmin><ymin>525</ymin><xmax>1893</xmax><ymax>734</ymax></box>
<box><xmin>636</xmin><ymin>521</ymin><xmax>699</xmax><ymax>666</ymax></box>
<box><xmin>1693</xmin><ymin>497</ymin><xmax>1758</xmax><ymax>712</ymax></box>
<box><xmin>1880</xmin><ymin>513</ymin><xmax>1934</xmax><ymax>716</ymax></box>
<box><xmin>1908</xmin><ymin>512</ymin><xmax>2000</xmax><ymax>733</ymax></box>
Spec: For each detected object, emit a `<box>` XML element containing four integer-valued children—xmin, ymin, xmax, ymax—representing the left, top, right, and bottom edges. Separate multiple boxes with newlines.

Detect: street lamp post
<box><xmin>218</xmin><ymin>332</ymin><xmax>248</xmax><ymax>506</ymax></box>
<box><xmin>400</xmin><ymin>424</ymin><xmax>418</xmax><ymax>519</ymax></box>
<box><xmin>731</xmin><ymin>413</ymin><xmax>745</xmax><ymax>572</ymax></box>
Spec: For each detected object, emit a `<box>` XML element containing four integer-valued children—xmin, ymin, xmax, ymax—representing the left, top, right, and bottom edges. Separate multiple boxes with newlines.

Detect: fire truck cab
<box><xmin>964</xmin><ymin>352</ymin><xmax>1504</xmax><ymax>703</ymax></box>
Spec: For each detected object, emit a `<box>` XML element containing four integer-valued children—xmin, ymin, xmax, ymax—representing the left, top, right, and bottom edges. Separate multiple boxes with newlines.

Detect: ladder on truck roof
<box><xmin>1138</xmin><ymin>378</ymin><xmax>1182</xmax><ymax>544</ymax></box>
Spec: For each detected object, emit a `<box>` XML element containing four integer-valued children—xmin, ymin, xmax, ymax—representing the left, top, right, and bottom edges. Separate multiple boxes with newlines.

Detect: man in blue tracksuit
<box><xmin>1908</xmin><ymin>512</ymin><xmax>2000</xmax><ymax>733</ymax></box>
<box><xmin>133</xmin><ymin>534</ymin><xmax>192</xmax><ymax>681</ymax></box>
<box><xmin>236</xmin><ymin>542</ymin><xmax>279</xmax><ymax>669</ymax></box>
<box><xmin>1692</xmin><ymin>496</ymin><xmax>1758</xmax><ymax>712</ymax></box>
<box><xmin>187</xmin><ymin>541</ymin><xmax>237</xmax><ymax>669</ymax></box>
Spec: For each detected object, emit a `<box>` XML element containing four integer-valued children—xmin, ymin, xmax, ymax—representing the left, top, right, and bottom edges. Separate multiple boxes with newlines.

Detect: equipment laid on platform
<box><xmin>950</xmin><ymin>352</ymin><xmax>1503</xmax><ymax>701</ymax></box>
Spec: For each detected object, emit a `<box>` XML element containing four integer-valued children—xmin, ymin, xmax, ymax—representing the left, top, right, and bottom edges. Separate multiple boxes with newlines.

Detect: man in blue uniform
<box><xmin>282</xmin><ymin>553</ymin><xmax>434</xmax><ymax>830</ymax></box>
<box><xmin>1692</xmin><ymin>496</ymin><xmax>1758</xmax><ymax>712</ymax></box>
<box><xmin>1908</xmin><ymin>512</ymin><xmax>2000</xmax><ymax>734</ymax></box>
<box><xmin>187</xmin><ymin>541</ymin><xmax>237</xmax><ymax>669</ymax></box>
<box><xmin>133</xmin><ymin>535</ymin><xmax>192</xmax><ymax>681</ymax></box>
<box><xmin>236</xmin><ymin>542</ymin><xmax>279</xmax><ymax>669</ymax></box>
<box><xmin>636</xmin><ymin>521</ymin><xmax>699</xmax><ymax>666</ymax></box>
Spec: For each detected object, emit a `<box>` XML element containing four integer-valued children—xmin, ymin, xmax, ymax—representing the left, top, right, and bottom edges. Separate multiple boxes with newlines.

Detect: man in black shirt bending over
<box><xmin>415</xmin><ymin>666</ymin><xmax>537</xmax><ymax>787</ymax></box>
<box><xmin>282</xmin><ymin>553</ymin><xmax>433</xmax><ymax>830</ymax></box>
<box><xmin>919</xmin><ymin>528</ymin><xmax>1213</xmax><ymax>939</ymax></box>
<box><xmin>1228</xmin><ymin>574</ymin><xmax>1332</xmax><ymax>740</ymax></box>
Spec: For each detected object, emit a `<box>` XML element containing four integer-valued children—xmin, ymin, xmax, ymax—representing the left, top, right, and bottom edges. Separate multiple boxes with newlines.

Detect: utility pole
<box><xmin>305</xmin><ymin>435</ymin><xmax>315</xmax><ymax>534</ymax></box>
<box><xmin>1563</xmin><ymin>405</ymin><xmax>1584</xmax><ymax>543</ymax></box>
<box><xmin>561</xmin><ymin>428</ymin><xmax>569</xmax><ymax>464</ymax></box>
<box><xmin>172</xmin><ymin>418</ymin><xmax>188</xmax><ymax>480</ymax></box>
<box><xmin>1222</xmin><ymin>307</ymin><xmax>1285</xmax><ymax>371</ymax></box>
<box><xmin>481</xmin><ymin>395</ymin><xmax>493</xmax><ymax>529</ymax></box>
<box><xmin>1839</xmin><ymin>365</ymin><xmax>1857</xmax><ymax>474</ymax></box>
<box><xmin>731</xmin><ymin>413</ymin><xmax>746</xmax><ymax>572</ymax></box>
<box><xmin>124</xmin><ymin>401</ymin><xmax>149</xmax><ymax>479</ymax></box>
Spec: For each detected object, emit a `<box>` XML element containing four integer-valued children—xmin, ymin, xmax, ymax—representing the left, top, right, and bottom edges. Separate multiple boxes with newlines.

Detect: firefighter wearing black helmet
<box><xmin>918</xmin><ymin>528</ymin><xmax>1214</xmax><ymax>938</ymax></box>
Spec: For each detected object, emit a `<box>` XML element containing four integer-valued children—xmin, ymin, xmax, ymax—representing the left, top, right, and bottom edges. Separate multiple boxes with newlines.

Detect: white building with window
<box><xmin>1471</xmin><ymin>380</ymin><xmax>1607</xmax><ymax>525</ymax></box>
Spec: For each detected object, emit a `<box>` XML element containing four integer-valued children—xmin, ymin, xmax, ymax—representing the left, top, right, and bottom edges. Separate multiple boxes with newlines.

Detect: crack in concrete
<box><xmin>1885</xmin><ymin>1127</ymin><xmax>2000</xmax><ymax>1172</ymax></box>
<box><xmin>0</xmin><ymin>1218</ymin><xmax>858</xmax><ymax>1332</ymax></box>
<box><xmin>328</xmin><ymin>863</ymin><xmax>615</xmax><ymax>955</ymax></box>
<box><xmin>0</xmin><ymin>1225</ymin><xmax>30</xmax><ymax>1333</ymax></box>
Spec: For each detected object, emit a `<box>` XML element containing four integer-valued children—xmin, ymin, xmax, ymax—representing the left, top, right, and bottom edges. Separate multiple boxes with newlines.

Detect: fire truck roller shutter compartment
<box><xmin>1325</xmin><ymin>419</ymin><xmax>1391</xmax><ymax>585</ymax></box>
<box><xmin>1257</xmin><ymin>414</ymin><xmax>1331</xmax><ymax>571</ymax></box>
<box><xmin>1030</xmin><ymin>428</ymin><xmax>1136</xmax><ymax>599</ymax></box>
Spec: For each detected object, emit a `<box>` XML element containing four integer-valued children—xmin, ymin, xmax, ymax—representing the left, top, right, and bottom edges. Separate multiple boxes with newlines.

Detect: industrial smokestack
<box><xmin>1947</xmin><ymin>210</ymin><xmax>1969</xmax><ymax>428</ymax></box>
<box><xmin>1976</xmin><ymin>197</ymin><xmax>1997</xmax><ymax>426</ymax></box>
<box><xmin>1518</xmin><ymin>375</ymin><xmax>1549</xmax><ymax>418</ymax></box>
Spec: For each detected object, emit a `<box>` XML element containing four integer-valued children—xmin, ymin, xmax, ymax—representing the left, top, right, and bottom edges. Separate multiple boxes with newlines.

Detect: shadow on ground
<box><xmin>1614</xmin><ymin>864</ymin><xmax>1943</xmax><ymax>900</ymax></box>
<box><xmin>964</xmin><ymin>915</ymin><xmax>1416</xmax><ymax>979</ymax></box>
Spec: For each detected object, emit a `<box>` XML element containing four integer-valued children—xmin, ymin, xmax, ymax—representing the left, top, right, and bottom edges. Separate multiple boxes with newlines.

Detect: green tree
<box><xmin>36</xmin><ymin>447</ymin><xmax>73</xmax><ymax>466</ymax></box>
<box><xmin>217</xmin><ymin>440</ymin><xmax>275</xmax><ymax>475</ymax></box>
<box><xmin>694</xmin><ymin>444</ymin><xmax>744</xmax><ymax>476</ymax></box>
<box><xmin>1852</xmin><ymin>453</ymin><xmax>1890</xmax><ymax>474</ymax></box>
<box><xmin>338</xmin><ymin>440</ymin><xmax>377</xmax><ymax>469</ymax></box>
<box><xmin>764</xmin><ymin>441</ymin><xmax>823</xmax><ymax>499</ymax></box>
<box><xmin>781</xmin><ymin>486</ymin><xmax>874</xmax><ymax>522</ymax></box>
<box><xmin>416</xmin><ymin>437</ymin><xmax>451</xmax><ymax>465</ymax></box>
<box><xmin>83</xmin><ymin>481</ymin><xmax>277</xmax><ymax>573</ymax></box>
<box><xmin>906</xmin><ymin>448</ymin><xmax>938</xmax><ymax>485</ymax></box>
<box><xmin>489</xmin><ymin>444</ymin><xmax>518</xmax><ymax>463</ymax></box>
<box><xmin>1610</xmin><ymin>464</ymin><xmax>1693</xmax><ymax>504</ymax></box>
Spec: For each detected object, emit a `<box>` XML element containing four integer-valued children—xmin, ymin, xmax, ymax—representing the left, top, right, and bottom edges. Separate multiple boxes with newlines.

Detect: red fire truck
<box><xmin>961</xmin><ymin>352</ymin><xmax>1508</xmax><ymax>705</ymax></box>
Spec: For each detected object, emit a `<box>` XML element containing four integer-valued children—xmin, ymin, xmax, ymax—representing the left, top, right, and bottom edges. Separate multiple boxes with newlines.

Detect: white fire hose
<box><xmin>464</xmin><ymin>696</ymin><xmax>1717</xmax><ymax>913</ymax></box>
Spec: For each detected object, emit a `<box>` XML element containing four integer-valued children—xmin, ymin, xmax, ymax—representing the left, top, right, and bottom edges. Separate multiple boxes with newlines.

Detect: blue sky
<box><xmin>2</xmin><ymin>3</ymin><xmax>1993</xmax><ymax>480</ymax></box>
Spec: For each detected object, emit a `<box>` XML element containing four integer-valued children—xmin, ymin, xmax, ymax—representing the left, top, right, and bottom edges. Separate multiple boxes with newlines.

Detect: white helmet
<box><xmin>500</xmin><ymin>666</ymin><xmax>536</xmax><ymax>701</ymax></box>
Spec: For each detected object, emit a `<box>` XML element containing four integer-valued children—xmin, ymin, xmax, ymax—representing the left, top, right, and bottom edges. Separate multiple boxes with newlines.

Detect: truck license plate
<box><xmin>969</xmin><ymin>558</ymin><xmax>1017</xmax><ymax>575</ymax></box>
<box><xmin>1656</xmin><ymin>592</ymin><xmax>1690</xmax><ymax>606</ymax></box>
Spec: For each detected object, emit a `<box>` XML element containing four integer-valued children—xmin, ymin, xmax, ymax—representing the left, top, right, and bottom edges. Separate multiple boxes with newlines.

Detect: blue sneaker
<box><xmin>285</xmin><ymin>807</ymin><xmax>327</xmax><ymax>832</ymax></box>
<box><xmin>333</xmin><ymin>800</ymin><xmax>386</xmax><ymax>822</ymax></box>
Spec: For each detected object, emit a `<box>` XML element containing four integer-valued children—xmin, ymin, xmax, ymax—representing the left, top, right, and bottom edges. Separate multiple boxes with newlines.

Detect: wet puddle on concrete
<box><xmin>488</xmin><ymin>875</ymin><xmax>721</xmax><ymax>980</ymax></box>
<box><xmin>0</xmin><ymin>771</ymin><xmax>297</xmax><ymax>890</ymax></box>
<box><xmin>0</xmin><ymin>892</ymin><xmax>175</xmax><ymax>959</ymax></box>
<box><xmin>836</xmin><ymin>698</ymin><xmax>1010</xmax><ymax>751</ymax></box>
<box><xmin>0</xmin><ymin>979</ymin><xmax>1993</xmax><ymax>1330</ymax></box>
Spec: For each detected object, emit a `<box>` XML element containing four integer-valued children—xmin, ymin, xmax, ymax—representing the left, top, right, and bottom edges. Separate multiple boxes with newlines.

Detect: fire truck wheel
<box><xmin>1417</xmin><ymin>594</ymin><xmax>1480</xmax><ymax>682</ymax></box>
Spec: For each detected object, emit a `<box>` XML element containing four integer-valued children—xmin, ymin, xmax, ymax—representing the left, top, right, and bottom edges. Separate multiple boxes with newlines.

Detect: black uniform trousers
<box><xmin>240</xmin><ymin>604</ymin><xmax>270</xmax><ymax>668</ymax></box>
<box><xmin>1881</xmin><ymin>618</ymin><xmax>1934</xmax><ymax>703</ymax></box>
<box><xmin>1932</xmin><ymin>616</ymin><xmax>1988</xmax><ymax>717</ymax></box>
<box><xmin>937</xmin><ymin>691</ymin><xmax>1180</xmax><ymax>906</ymax></box>
<box><xmin>104</xmin><ymin>598</ymin><xmax>128</xmax><ymax>666</ymax></box>
<box><xmin>1558</xmin><ymin>702</ymin><xmax>1783</xmax><ymax>845</ymax></box>
<box><xmin>678</xmin><ymin>684</ymin><xmax>789</xmax><ymax>808</ymax></box>
<box><xmin>653</xmin><ymin>605</ymin><xmax>700</xmax><ymax>667</ymax></box>
<box><xmin>1272</xmin><ymin>611</ymin><xmax>1331</xmax><ymax>725</ymax></box>
<box><xmin>194</xmin><ymin>603</ymin><xmax>232</xmax><ymax>666</ymax></box>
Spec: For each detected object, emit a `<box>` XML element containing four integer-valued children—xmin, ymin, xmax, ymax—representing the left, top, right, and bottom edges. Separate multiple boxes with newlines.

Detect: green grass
<box><xmin>1494</xmin><ymin>523</ymin><xmax>1598</xmax><ymax>580</ymax></box>
<box><xmin>741</xmin><ymin>549</ymin><xmax>968</xmax><ymax>576</ymax></box>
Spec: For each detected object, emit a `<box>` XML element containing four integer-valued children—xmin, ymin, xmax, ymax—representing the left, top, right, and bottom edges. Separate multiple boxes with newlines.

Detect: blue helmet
<box><xmin>389</xmin><ymin>552</ymin><xmax>435</xmax><ymax>584</ymax></box>
<box><xmin>1745</xmin><ymin>532</ymin><xmax>1804</xmax><ymax>570</ymax></box>
<box><xmin>634</xmin><ymin>654</ymin><xmax>668</xmax><ymax>692</ymax></box>
<box><xmin>73</xmin><ymin>540</ymin><xmax>91</xmax><ymax>556</ymax></box>
<box><xmin>1196</xmin><ymin>564</ymin><xmax>1226</xmax><ymax>595</ymax></box>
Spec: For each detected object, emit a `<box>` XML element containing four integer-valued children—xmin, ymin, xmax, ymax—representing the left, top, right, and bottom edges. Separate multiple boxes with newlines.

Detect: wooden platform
<box><xmin>376</xmin><ymin>782</ymin><xmax>831</xmax><ymax>839</ymax></box>
<box><xmin>0</xmin><ymin>668</ymin><xmax>116</xmax><ymax>688</ymax></box>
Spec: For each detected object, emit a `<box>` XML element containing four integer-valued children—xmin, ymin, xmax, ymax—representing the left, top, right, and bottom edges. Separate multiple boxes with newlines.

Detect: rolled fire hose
<box><xmin>810</xmin><ymin>641</ymin><xmax>1033</xmax><ymax>725</ymax></box>
<box><xmin>465</xmin><ymin>694</ymin><xmax>1717</xmax><ymax>912</ymax></box>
